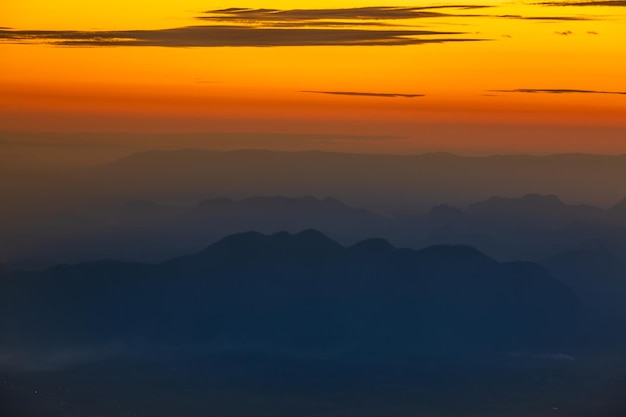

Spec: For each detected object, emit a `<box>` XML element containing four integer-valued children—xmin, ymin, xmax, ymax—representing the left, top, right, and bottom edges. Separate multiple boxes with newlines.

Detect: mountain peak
<box><xmin>201</xmin><ymin>229</ymin><xmax>343</xmax><ymax>258</ymax></box>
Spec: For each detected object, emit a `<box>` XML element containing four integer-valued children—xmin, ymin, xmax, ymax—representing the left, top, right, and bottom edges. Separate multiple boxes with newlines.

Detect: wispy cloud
<box><xmin>0</xmin><ymin>5</ymin><xmax>596</xmax><ymax>49</ymax></box>
<box><xmin>259</xmin><ymin>21</ymin><xmax>402</xmax><ymax>28</ymax></box>
<box><xmin>302</xmin><ymin>90</ymin><xmax>425</xmax><ymax>98</ymax></box>
<box><xmin>199</xmin><ymin>6</ymin><xmax>593</xmax><ymax>25</ymax></box>
<box><xmin>199</xmin><ymin>6</ymin><xmax>493</xmax><ymax>24</ymax></box>
<box><xmin>0</xmin><ymin>26</ymin><xmax>484</xmax><ymax>47</ymax></box>
<box><xmin>491</xmin><ymin>88</ymin><xmax>626</xmax><ymax>95</ymax></box>
<box><xmin>497</xmin><ymin>14</ymin><xmax>589</xmax><ymax>20</ymax></box>
<box><xmin>540</xmin><ymin>0</ymin><xmax>626</xmax><ymax>6</ymax></box>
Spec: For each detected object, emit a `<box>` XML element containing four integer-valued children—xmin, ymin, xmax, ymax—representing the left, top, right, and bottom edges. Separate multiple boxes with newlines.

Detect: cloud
<box><xmin>0</xmin><ymin>6</ymin><xmax>593</xmax><ymax>49</ymax></box>
<box><xmin>302</xmin><ymin>90</ymin><xmax>425</xmax><ymax>98</ymax></box>
<box><xmin>540</xmin><ymin>0</ymin><xmax>626</xmax><ymax>6</ymax></box>
<box><xmin>0</xmin><ymin>26</ymin><xmax>485</xmax><ymax>47</ymax></box>
<box><xmin>497</xmin><ymin>14</ymin><xmax>589</xmax><ymax>20</ymax></box>
<box><xmin>199</xmin><ymin>6</ymin><xmax>493</xmax><ymax>24</ymax></box>
<box><xmin>491</xmin><ymin>88</ymin><xmax>626</xmax><ymax>95</ymax></box>
<box><xmin>259</xmin><ymin>21</ymin><xmax>402</xmax><ymax>28</ymax></box>
<box><xmin>199</xmin><ymin>7</ymin><xmax>595</xmax><ymax>25</ymax></box>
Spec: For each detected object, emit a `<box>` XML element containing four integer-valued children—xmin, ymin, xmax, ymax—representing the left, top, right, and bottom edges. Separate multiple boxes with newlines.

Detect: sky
<box><xmin>1</xmin><ymin>0</ymin><xmax>625</xmax><ymax>154</ymax></box>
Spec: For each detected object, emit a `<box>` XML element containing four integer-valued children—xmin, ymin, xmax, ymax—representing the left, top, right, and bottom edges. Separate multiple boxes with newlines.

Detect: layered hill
<box><xmin>1</xmin><ymin>230</ymin><xmax>582</xmax><ymax>358</ymax></box>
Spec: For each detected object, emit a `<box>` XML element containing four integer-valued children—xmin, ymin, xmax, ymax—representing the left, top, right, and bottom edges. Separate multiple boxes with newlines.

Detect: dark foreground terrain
<box><xmin>2</xmin><ymin>230</ymin><xmax>626</xmax><ymax>416</ymax></box>
<box><xmin>3</xmin><ymin>353</ymin><xmax>626</xmax><ymax>417</ymax></box>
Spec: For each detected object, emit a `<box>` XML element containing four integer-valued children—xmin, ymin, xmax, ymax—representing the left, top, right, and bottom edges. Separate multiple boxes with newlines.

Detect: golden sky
<box><xmin>1</xmin><ymin>0</ymin><xmax>625</xmax><ymax>153</ymax></box>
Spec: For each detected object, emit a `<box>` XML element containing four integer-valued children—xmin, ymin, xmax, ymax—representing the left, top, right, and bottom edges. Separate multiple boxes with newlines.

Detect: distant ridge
<box><xmin>198</xmin><ymin>228</ymin><xmax>344</xmax><ymax>257</ymax></box>
<box><xmin>91</xmin><ymin>149</ymin><xmax>626</xmax><ymax>212</ymax></box>
<box><xmin>110</xmin><ymin>148</ymin><xmax>626</xmax><ymax>164</ymax></box>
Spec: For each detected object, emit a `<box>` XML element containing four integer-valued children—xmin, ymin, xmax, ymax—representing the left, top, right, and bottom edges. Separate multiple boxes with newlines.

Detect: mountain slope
<box><xmin>1</xmin><ymin>230</ymin><xmax>582</xmax><ymax>357</ymax></box>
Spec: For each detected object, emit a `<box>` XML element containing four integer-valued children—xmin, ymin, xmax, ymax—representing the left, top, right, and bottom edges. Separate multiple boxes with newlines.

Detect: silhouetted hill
<box><xmin>188</xmin><ymin>196</ymin><xmax>384</xmax><ymax>236</ymax></box>
<box><xmin>465</xmin><ymin>194</ymin><xmax>603</xmax><ymax>230</ymax></box>
<box><xmin>7</xmin><ymin>150</ymin><xmax>626</xmax><ymax>228</ymax></box>
<box><xmin>428</xmin><ymin>204</ymin><xmax>465</xmax><ymax>228</ymax></box>
<box><xmin>2</xmin><ymin>196</ymin><xmax>390</xmax><ymax>269</ymax></box>
<box><xmin>349</xmin><ymin>238</ymin><xmax>395</xmax><ymax>252</ymax></box>
<box><xmin>416</xmin><ymin>194</ymin><xmax>626</xmax><ymax>261</ymax></box>
<box><xmin>1</xmin><ymin>231</ymin><xmax>583</xmax><ymax>360</ymax></box>
<box><xmin>542</xmin><ymin>247</ymin><xmax>626</xmax><ymax>320</ymax></box>
<box><xmin>95</xmin><ymin>150</ymin><xmax>626</xmax><ymax>211</ymax></box>
<box><xmin>9</xmin><ymin>191</ymin><xmax>626</xmax><ymax>274</ymax></box>
<box><xmin>4</xmin><ymin>231</ymin><xmax>626</xmax><ymax>417</ymax></box>
<box><xmin>466</xmin><ymin>194</ymin><xmax>565</xmax><ymax>221</ymax></box>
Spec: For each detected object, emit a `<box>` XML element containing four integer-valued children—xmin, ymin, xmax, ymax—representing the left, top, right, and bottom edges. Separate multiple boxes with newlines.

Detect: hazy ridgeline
<box><xmin>3</xmin><ymin>145</ymin><xmax>626</xmax><ymax>416</ymax></box>
<box><xmin>5</xmin><ymin>147</ymin><xmax>626</xmax><ymax>259</ymax></box>
<box><xmin>5</xmin><ymin>147</ymin><xmax>626</xmax><ymax>317</ymax></box>
<box><xmin>5</xmin><ymin>147</ymin><xmax>626</xmax><ymax>219</ymax></box>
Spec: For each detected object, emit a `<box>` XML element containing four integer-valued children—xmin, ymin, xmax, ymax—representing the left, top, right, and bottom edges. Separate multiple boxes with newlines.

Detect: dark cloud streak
<box><xmin>200</xmin><ymin>6</ymin><xmax>493</xmax><ymax>23</ymax></box>
<box><xmin>260</xmin><ymin>21</ymin><xmax>401</xmax><ymax>28</ymax></box>
<box><xmin>0</xmin><ymin>5</ymin><xmax>593</xmax><ymax>49</ymax></box>
<box><xmin>540</xmin><ymin>0</ymin><xmax>626</xmax><ymax>6</ymax></box>
<box><xmin>497</xmin><ymin>14</ymin><xmax>589</xmax><ymax>20</ymax></box>
<box><xmin>302</xmin><ymin>90</ymin><xmax>425</xmax><ymax>98</ymax></box>
<box><xmin>491</xmin><ymin>88</ymin><xmax>626</xmax><ymax>95</ymax></box>
<box><xmin>0</xmin><ymin>26</ymin><xmax>483</xmax><ymax>47</ymax></box>
<box><xmin>199</xmin><ymin>6</ymin><xmax>595</xmax><ymax>25</ymax></box>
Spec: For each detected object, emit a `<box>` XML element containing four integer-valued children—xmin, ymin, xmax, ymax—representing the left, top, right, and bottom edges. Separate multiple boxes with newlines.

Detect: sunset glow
<box><xmin>2</xmin><ymin>0</ymin><xmax>625</xmax><ymax>153</ymax></box>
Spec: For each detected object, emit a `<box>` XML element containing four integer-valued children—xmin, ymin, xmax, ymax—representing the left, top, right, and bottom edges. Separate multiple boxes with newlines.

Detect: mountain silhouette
<box><xmin>417</xmin><ymin>193</ymin><xmax>626</xmax><ymax>261</ymax></box>
<box><xmin>465</xmin><ymin>194</ymin><xmax>603</xmax><ymax>229</ymax></box>
<box><xmin>2</xmin><ymin>196</ymin><xmax>389</xmax><ymax>269</ymax></box>
<box><xmin>96</xmin><ymin>151</ymin><xmax>626</xmax><ymax>212</ymax></box>
<box><xmin>349</xmin><ymin>238</ymin><xmax>395</xmax><ymax>252</ymax></box>
<box><xmin>4</xmin><ymin>232</ymin><xmax>626</xmax><ymax>417</ymax></box>
<box><xmin>542</xmin><ymin>246</ymin><xmax>626</xmax><ymax>320</ymax></box>
<box><xmin>7</xmin><ymin>150</ymin><xmax>626</xmax><ymax>231</ymax></box>
<box><xmin>9</xmin><ymin>192</ymin><xmax>626</xmax><ymax>274</ymax></box>
<box><xmin>1</xmin><ymin>230</ymin><xmax>583</xmax><ymax>358</ymax></box>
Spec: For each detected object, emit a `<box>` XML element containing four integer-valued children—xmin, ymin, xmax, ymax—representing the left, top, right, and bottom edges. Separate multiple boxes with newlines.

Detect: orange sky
<box><xmin>1</xmin><ymin>0</ymin><xmax>625</xmax><ymax>153</ymax></box>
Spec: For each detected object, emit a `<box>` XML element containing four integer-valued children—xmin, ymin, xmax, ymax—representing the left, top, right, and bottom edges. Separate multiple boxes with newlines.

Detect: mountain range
<box><xmin>8</xmin><ymin>191</ymin><xmax>626</xmax><ymax>265</ymax></box>
<box><xmin>4</xmin><ymin>230</ymin><xmax>626</xmax><ymax>417</ymax></box>
<box><xmin>6</xmin><ymin>149</ymin><xmax>626</xmax><ymax>224</ymax></box>
<box><xmin>1</xmin><ymin>230</ymin><xmax>584</xmax><ymax>358</ymax></box>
